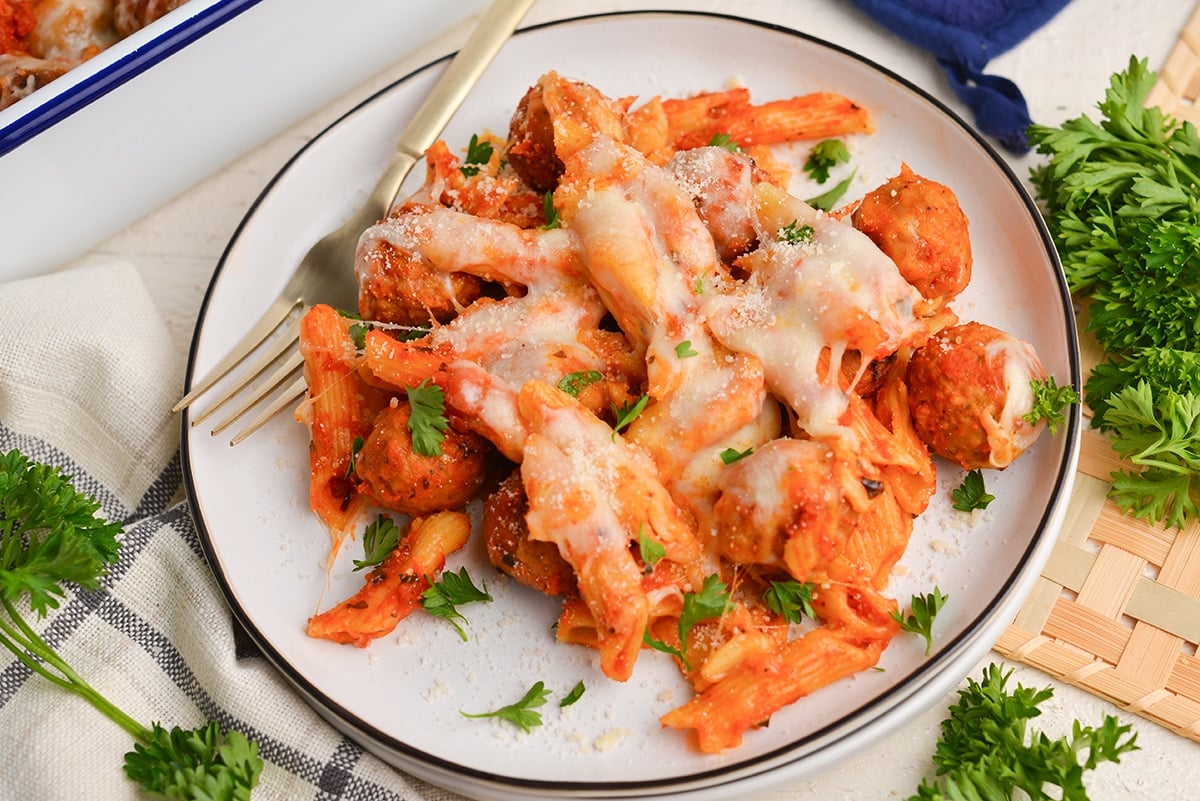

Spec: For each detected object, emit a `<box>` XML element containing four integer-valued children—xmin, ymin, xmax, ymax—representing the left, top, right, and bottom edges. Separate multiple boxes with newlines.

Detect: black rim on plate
<box><xmin>181</xmin><ymin>9</ymin><xmax>1081</xmax><ymax>796</ymax></box>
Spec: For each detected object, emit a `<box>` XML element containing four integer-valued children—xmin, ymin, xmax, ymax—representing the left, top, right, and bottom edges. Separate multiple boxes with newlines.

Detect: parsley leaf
<box><xmin>0</xmin><ymin>449</ymin><xmax>262</xmax><ymax>799</ymax></box>
<box><xmin>1024</xmin><ymin>376</ymin><xmax>1079</xmax><ymax>434</ymax></box>
<box><xmin>806</xmin><ymin>168</ymin><xmax>857</xmax><ymax>211</ymax></box>
<box><xmin>951</xmin><ymin>470</ymin><xmax>995</xmax><ymax>512</ymax></box>
<box><xmin>344</xmin><ymin>435</ymin><xmax>364</xmax><ymax>480</ymax></box>
<box><xmin>421</xmin><ymin>567</ymin><xmax>492</xmax><ymax>640</ymax></box>
<box><xmin>778</xmin><ymin>219</ymin><xmax>815</xmax><ymax>244</ymax></box>
<box><xmin>1103</xmin><ymin>382</ymin><xmax>1200</xmax><ymax>529</ymax></box>
<box><xmin>708</xmin><ymin>132</ymin><xmax>740</xmax><ymax>152</ymax></box>
<box><xmin>611</xmin><ymin>394</ymin><xmax>649</xmax><ymax>439</ymax></box>
<box><xmin>337</xmin><ymin>309</ymin><xmax>368</xmax><ymax>349</ymax></box>
<box><xmin>539</xmin><ymin>190</ymin><xmax>560</xmax><ymax>230</ymax></box>
<box><xmin>637</xmin><ymin>524</ymin><xmax>666</xmax><ymax>568</ymax></box>
<box><xmin>406</xmin><ymin>379</ymin><xmax>449</xmax><ymax>456</ymax></box>
<box><xmin>643</xmin><ymin>573</ymin><xmax>732</xmax><ymax>670</ymax></box>
<box><xmin>892</xmin><ymin>587</ymin><xmax>948</xmax><ymax>655</ymax></box>
<box><xmin>461</xmin><ymin>681</ymin><xmax>550</xmax><ymax>732</ymax></box>
<box><xmin>908</xmin><ymin>663</ymin><xmax>1138</xmax><ymax>801</ymax></box>
<box><xmin>459</xmin><ymin>133</ymin><xmax>494</xmax><ymax>177</ymax></box>
<box><xmin>557</xmin><ymin>370</ymin><xmax>602</xmax><ymax>397</ymax></box>
<box><xmin>352</xmin><ymin>513</ymin><xmax>400</xmax><ymax>571</ymax></box>
<box><xmin>763</xmin><ymin>580</ymin><xmax>816</xmax><ymax>624</ymax></box>
<box><xmin>803</xmin><ymin>138</ymin><xmax>850</xmax><ymax>183</ymax></box>
<box><xmin>560</xmin><ymin>681</ymin><xmax>586</xmax><ymax>707</ymax></box>
<box><xmin>720</xmin><ymin>446</ymin><xmax>753</xmax><ymax>465</ymax></box>
<box><xmin>679</xmin><ymin>573</ymin><xmax>732</xmax><ymax>651</ymax></box>
<box><xmin>675</xmin><ymin>340</ymin><xmax>698</xmax><ymax>358</ymax></box>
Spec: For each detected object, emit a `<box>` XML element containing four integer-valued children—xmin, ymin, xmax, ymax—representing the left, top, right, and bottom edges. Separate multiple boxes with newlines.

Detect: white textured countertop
<box><xmin>50</xmin><ymin>1</ymin><xmax>1200</xmax><ymax>798</ymax></box>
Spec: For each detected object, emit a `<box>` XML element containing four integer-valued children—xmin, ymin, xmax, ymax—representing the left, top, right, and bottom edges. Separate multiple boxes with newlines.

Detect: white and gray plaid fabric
<box><xmin>0</xmin><ymin>261</ymin><xmax>466</xmax><ymax>801</ymax></box>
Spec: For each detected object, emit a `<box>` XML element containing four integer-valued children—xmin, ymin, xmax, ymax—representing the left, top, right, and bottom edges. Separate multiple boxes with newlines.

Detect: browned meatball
<box><xmin>482</xmin><ymin>470</ymin><xmax>576</xmax><ymax>596</ymax></box>
<box><xmin>355</xmin><ymin>402</ymin><xmax>490</xmax><ymax>515</ymax></box>
<box><xmin>852</xmin><ymin>163</ymin><xmax>972</xmax><ymax>311</ymax></box>
<box><xmin>504</xmin><ymin>81</ymin><xmax>562</xmax><ymax>193</ymax></box>
<box><xmin>906</xmin><ymin>322</ymin><xmax>1047</xmax><ymax>470</ymax></box>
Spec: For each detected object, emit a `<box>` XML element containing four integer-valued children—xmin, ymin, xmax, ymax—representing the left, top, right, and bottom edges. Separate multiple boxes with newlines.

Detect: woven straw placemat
<box><xmin>993</xmin><ymin>9</ymin><xmax>1200</xmax><ymax>742</ymax></box>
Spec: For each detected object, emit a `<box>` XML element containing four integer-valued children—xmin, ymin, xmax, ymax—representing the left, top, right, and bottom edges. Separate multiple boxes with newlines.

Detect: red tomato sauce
<box><xmin>0</xmin><ymin>0</ymin><xmax>35</xmax><ymax>55</ymax></box>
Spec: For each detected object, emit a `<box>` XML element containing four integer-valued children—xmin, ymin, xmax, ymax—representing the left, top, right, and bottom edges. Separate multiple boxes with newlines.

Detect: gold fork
<box><xmin>174</xmin><ymin>0</ymin><xmax>537</xmax><ymax>444</ymax></box>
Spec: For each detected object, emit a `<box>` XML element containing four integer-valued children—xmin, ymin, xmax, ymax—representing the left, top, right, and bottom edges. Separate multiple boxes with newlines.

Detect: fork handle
<box><xmin>371</xmin><ymin>0</ymin><xmax>538</xmax><ymax>210</ymax></box>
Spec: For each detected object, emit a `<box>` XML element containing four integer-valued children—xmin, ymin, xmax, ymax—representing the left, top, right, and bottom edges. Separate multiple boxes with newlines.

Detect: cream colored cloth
<box><xmin>0</xmin><ymin>261</ymin><xmax>464</xmax><ymax>800</ymax></box>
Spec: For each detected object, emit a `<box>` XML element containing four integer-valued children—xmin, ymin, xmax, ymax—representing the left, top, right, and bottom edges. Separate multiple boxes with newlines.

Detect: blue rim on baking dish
<box><xmin>181</xmin><ymin>10</ymin><xmax>1081</xmax><ymax>799</ymax></box>
<box><xmin>0</xmin><ymin>0</ymin><xmax>263</xmax><ymax>157</ymax></box>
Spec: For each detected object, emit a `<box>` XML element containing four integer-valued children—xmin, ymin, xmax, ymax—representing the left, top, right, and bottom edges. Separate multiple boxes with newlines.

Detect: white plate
<box><xmin>183</xmin><ymin>11</ymin><xmax>1081</xmax><ymax>800</ymax></box>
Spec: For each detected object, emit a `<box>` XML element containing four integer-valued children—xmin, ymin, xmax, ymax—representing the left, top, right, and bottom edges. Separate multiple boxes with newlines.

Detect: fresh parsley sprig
<box><xmin>420</xmin><ymin>567</ymin><xmax>492</xmax><ymax>640</ymax></box>
<box><xmin>892</xmin><ymin>587</ymin><xmax>948</xmax><ymax>656</ymax></box>
<box><xmin>951</xmin><ymin>470</ymin><xmax>995</xmax><ymax>512</ymax></box>
<box><xmin>1024</xmin><ymin>376</ymin><xmax>1079</xmax><ymax>434</ymax></box>
<box><xmin>461</xmin><ymin>681</ymin><xmax>551</xmax><ymax>732</ymax></box>
<box><xmin>352</xmin><ymin>513</ymin><xmax>400</xmax><ymax>571</ymax></box>
<box><xmin>1103</xmin><ymin>382</ymin><xmax>1200</xmax><ymax>529</ymax></box>
<box><xmin>406</xmin><ymin>379</ymin><xmax>449</xmax><ymax>457</ymax></box>
<box><xmin>763</xmin><ymin>579</ymin><xmax>816</xmax><ymax>624</ymax></box>
<box><xmin>803</xmin><ymin>138</ymin><xmax>850</xmax><ymax>183</ymax></box>
<box><xmin>1028</xmin><ymin>56</ymin><xmax>1200</xmax><ymax>527</ymax></box>
<box><xmin>0</xmin><ymin>449</ymin><xmax>263</xmax><ymax>799</ymax></box>
<box><xmin>909</xmin><ymin>663</ymin><xmax>1138</xmax><ymax>801</ymax></box>
<box><xmin>611</xmin><ymin>394</ymin><xmax>649</xmax><ymax>439</ymax></box>
<box><xmin>643</xmin><ymin>573</ymin><xmax>731</xmax><ymax>669</ymax></box>
<box><xmin>459</xmin><ymin>133</ymin><xmax>494</xmax><ymax>177</ymax></box>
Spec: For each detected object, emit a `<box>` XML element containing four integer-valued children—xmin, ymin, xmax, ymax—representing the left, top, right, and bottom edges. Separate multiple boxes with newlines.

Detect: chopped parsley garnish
<box><xmin>559</xmin><ymin>681</ymin><xmax>586</xmax><ymax>708</ymax></box>
<box><xmin>459</xmin><ymin>133</ymin><xmax>494</xmax><ymax>177</ymax></box>
<box><xmin>352</xmin><ymin>513</ymin><xmax>401</xmax><ymax>571</ymax></box>
<box><xmin>420</xmin><ymin>567</ymin><xmax>492</xmax><ymax>640</ymax></box>
<box><xmin>675</xmin><ymin>340</ymin><xmax>698</xmax><ymax>358</ymax></box>
<box><xmin>806</xmin><ymin>168</ymin><xmax>857</xmax><ymax>211</ymax></box>
<box><xmin>720</xmin><ymin>446</ymin><xmax>753</xmax><ymax>465</ymax></box>
<box><xmin>344</xmin><ymin>435</ymin><xmax>364</xmax><ymax>479</ymax></box>
<box><xmin>637</xmin><ymin>524</ymin><xmax>666</xmax><ymax>567</ymax></box>
<box><xmin>892</xmin><ymin>587</ymin><xmax>948</xmax><ymax>656</ymax></box>
<box><xmin>406</xmin><ymin>379</ymin><xmax>449</xmax><ymax>456</ymax></box>
<box><xmin>644</xmin><ymin>573</ymin><xmax>732</xmax><ymax>669</ymax></box>
<box><xmin>557</xmin><ymin>370</ymin><xmax>603</xmax><ymax>397</ymax></box>
<box><xmin>778</xmin><ymin>219</ymin><xmax>815</xmax><ymax>244</ymax></box>
<box><xmin>951</xmin><ymin>470</ymin><xmax>995</xmax><ymax>512</ymax></box>
<box><xmin>539</xmin><ymin>190</ymin><xmax>560</xmax><ymax>230</ymax></box>
<box><xmin>708</xmin><ymin>132</ymin><xmax>740</xmax><ymax>152</ymax></box>
<box><xmin>611</xmin><ymin>394</ymin><xmax>650</xmax><ymax>439</ymax></box>
<box><xmin>461</xmin><ymin>681</ymin><xmax>551</xmax><ymax>732</ymax></box>
<box><xmin>803</xmin><ymin>138</ymin><xmax>850</xmax><ymax>183</ymax></box>
<box><xmin>763</xmin><ymin>580</ymin><xmax>816</xmax><ymax>623</ymax></box>
<box><xmin>1023</xmin><ymin>376</ymin><xmax>1079</xmax><ymax>434</ymax></box>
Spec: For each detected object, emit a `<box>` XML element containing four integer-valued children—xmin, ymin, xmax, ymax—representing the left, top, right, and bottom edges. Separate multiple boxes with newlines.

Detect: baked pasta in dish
<box><xmin>0</xmin><ymin>0</ymin><xmax>188</xmax><ymax>110</ymax></box>
<box><xmin>294</xmin><ymin>71</ymin><xmax>1064</xmax><ymax>753</ymax></box>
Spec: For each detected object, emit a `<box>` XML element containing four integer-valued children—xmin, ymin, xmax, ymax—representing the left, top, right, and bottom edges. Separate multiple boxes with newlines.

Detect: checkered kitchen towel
<box><xmin>0</xmin><ymin>261</ymin><xmax>467</xmax><ymax>800</ymax></box>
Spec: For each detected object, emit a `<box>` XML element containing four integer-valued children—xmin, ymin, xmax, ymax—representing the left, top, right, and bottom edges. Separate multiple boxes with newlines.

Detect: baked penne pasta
<box><xmin>292</xmin><ymin>69</ymin><xmax>1055</xmax><ymax>755</ymax></box>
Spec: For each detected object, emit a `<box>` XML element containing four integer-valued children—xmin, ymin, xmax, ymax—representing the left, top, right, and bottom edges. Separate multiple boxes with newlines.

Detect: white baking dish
<box><xmin>0</xmin><ymin>0</ymin><xmax>488</xmax><ymax>281</ymax></box>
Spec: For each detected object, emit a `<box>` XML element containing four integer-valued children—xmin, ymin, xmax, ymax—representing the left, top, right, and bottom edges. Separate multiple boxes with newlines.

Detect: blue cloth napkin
<box><xmin>850</xmin><ymin>0</ymin><xmax>1072</xmax><ymax>152</ymax></box>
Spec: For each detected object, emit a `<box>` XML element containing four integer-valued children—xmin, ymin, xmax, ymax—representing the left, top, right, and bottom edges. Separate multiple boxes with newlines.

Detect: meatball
<box><xmin>354</xmin><ymin>402</ymin><xmax>491</xmax><ymax>515</ymax></box>
<box><xmin>851</xmin><ymin>163</ymin><xmax>972</xmax><ymax>311</ymax></box>
<box><xmin>505</xmin><ymin>81</ymin><xmax>562</xmax><ymax>193</ymax></box>
<box><xmin>482</xmin><ymin>470</ymin><xmax>576</xmax><ymax>596</ymax></box>
<box><xmin>906</xmin><ymin>322</ymin><xmax>1047</xmax><ymax>470</ymax></box>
